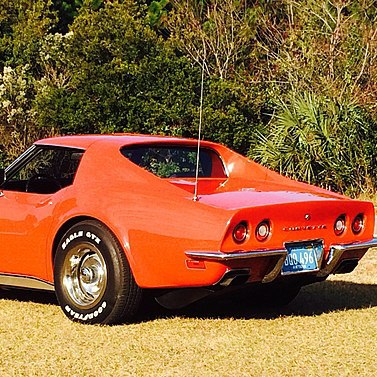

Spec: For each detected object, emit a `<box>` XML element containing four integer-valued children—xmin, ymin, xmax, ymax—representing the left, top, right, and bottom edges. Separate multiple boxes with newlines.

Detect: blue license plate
<box><xmin>282</xmin><ymin>241</ymin><xmax>323</xmax><ymax>275</ymax></box>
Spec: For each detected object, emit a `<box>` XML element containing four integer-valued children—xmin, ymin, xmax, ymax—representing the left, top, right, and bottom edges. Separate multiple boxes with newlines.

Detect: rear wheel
<box><xmin>54</xmin><ymin>220</ymin><xmax>142</xmax><ymax>324</ymax></box>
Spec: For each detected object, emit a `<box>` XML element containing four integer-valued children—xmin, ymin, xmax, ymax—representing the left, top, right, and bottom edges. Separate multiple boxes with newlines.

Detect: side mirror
<box><xmin>0</xmin><ymin>168</ymin><xmax>5</xmax><ymax>185</ymax></box>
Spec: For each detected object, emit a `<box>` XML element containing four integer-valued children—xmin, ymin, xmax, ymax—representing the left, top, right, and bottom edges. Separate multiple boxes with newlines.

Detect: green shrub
<box><xmin>34</xmin><ymin>1</ymin><xmax>264</xmax><ymax>155</ymax></box>
<box><xmin>34</xmin><ymin>2</ymin><xmax>199</xmax><ymax>135</ymax></box>
<box><xmin>251</xmin><ymin>91</ymin><xmax>377</xmax><ymax>195</ymax></box>
<box><xmin>0</xmin><ymin>0</ymin><xmax>56</xmax><ymax>71</ymax></box>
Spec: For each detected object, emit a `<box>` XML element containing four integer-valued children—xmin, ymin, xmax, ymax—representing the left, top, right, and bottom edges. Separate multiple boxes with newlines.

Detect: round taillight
<box><xmin>255</xmin><ymin>220</ymin><xmax>270</xmax><ymax>242</ymax></box>
<box><xmin>352</xmin><ymin>214</ymin><xmax>364</xmax><ymax>234</ymax></box>
<box><xmin>334</xmin><ymin>215</ymin><xmax>346</xmax><ymax>236</ymax></box>
<box><xmin>233</xmin><ymin>222</ymin><xmax>248</xmax><ymax>243</ymax></box>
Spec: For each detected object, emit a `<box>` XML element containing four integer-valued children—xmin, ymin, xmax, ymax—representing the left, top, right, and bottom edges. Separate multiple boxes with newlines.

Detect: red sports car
<box><xmin>0</xmin><ymin>134</ymin><xmax>376</xmax><ymax>324</ymax></box>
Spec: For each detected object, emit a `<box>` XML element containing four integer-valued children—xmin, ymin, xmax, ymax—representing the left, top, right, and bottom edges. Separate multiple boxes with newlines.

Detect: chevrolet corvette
<box><xmin>0</xmin><ymin>134</ymin><xmax>376</xmax><ymax>324</ymax></box>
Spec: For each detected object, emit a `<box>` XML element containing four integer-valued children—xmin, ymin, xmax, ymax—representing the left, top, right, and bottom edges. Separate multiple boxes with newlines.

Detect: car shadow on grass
<box><xmin>0</xmin><ymin>288</ymin><xmax>57</xmax><ymax>305</ymax></box>
<box><xmin>0</xmin><ymin>280</ymin><xmax>376</xmax><ymax>322</ymax></box>
<box><xmin>138</xmin><ymin>280</ymin><xmax>377</xmax><ymax>322</ymax></box>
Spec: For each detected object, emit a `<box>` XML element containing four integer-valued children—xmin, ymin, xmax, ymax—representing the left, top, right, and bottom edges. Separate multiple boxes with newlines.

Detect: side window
<box><xmin>2</xmin><ymin>147</ymin><xmax>83</xmax><ymax>194</ymax></box>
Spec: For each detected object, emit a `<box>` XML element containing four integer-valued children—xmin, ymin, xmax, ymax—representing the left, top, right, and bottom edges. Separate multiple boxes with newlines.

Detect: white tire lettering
<box><xmin>62</xmin><ymin>231</ymin><xmax>84</xmax><ymax>250</ymax></box>
<box><xmin>65</xmin><ymin>301</ymin><xmax>107</xmax><ymax>320</ymax></box>
<box><xmin>85</xmin><ymin>231</ymin><xmax>101</xmax><ymax>244</ymax></box>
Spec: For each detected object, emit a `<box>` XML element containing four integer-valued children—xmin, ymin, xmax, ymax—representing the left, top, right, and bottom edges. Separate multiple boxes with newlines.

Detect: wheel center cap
<box><xmin>81</xmin><ymin>267</ymin><xmax>94</xmax><ymax>283</ymax></box>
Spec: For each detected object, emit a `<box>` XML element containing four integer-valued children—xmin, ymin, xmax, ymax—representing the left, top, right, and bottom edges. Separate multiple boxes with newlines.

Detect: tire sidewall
<box><xmin>54</xmin><ymin>221</ymin><xmax>124</xmax><ymax>324</ymax></box>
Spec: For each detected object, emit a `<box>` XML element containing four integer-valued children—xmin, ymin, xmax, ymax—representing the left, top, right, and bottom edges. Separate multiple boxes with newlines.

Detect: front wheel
<box><xmin>54</xmin><ymin>220</ymin><xmax>142</xmax><ymax>324</ymax></box>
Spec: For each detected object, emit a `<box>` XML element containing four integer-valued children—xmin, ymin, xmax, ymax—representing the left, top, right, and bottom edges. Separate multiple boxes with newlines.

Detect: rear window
<box><xmin>121</xmin><ymin>145</ymin><xmax>227</xmax><ymax>178</ymax></box>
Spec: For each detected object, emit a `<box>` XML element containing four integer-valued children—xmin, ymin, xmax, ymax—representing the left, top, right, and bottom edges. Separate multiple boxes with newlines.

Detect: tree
<box><xmin>167</xmin><ymin>0</ymin><xmax>258</xmax><ymax>79</ymax></box>
<box><xmin>0</xmin><ymin>0</ymin><xmax>56</xmax><ymax>71</ymax></box>
<box><xmin>34</xmin><ymin>0</ymin><xmax>263</xmax><ymax>154</ymax></box>
<box><xmin>34</xmin><ymin>1</ymin><xmax>200</xmax><ymax>135</ymax></box>
<box><xmin>51</xmin><ymin>0</ymin><xmax>105</xmax><ymax>33</ymax></box>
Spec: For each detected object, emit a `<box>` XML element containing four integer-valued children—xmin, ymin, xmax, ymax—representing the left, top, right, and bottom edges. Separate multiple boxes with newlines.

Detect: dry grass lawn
<box><xmin>0</xmin><ymin>251</ymin><xmax>376</xmax><ymax>377</ymax></box>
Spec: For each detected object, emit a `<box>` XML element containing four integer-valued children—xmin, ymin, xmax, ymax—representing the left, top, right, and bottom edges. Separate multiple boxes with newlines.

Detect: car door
<box><xmin>0</xmin><ymin>146</ymin><xmax>83</xmax><ymax>280</ymax></box>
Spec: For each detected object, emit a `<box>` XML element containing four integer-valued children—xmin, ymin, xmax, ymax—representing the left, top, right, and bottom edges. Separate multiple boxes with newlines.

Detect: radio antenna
<box><xmin>193</xmin><ymin>56</ymin><xmax>205</xmax><ymax>202</ymax></box>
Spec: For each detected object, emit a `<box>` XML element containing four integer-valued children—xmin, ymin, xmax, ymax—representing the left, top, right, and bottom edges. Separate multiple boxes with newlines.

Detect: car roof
<box><xmin>34</xmin><ymin>134</ymin><xmax>211</xmax><ymax>150</ymax></box>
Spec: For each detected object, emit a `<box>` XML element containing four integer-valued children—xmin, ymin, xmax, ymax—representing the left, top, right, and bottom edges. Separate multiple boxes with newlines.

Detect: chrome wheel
<box><xmin>55</xmin><ymin>220</ymin><xmax>142</xmax><ymax>324</ymax></box>
<box><xmin>62</xmin><ymin>243</ymin><xmax>107</xmax><ymax>309</ymax></box>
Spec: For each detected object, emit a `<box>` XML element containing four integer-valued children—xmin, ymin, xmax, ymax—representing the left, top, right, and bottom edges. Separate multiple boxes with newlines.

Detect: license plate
<box><xmin>282</xmin><ymin>241</ymin><xmax>323</xmax><ymax>275</ymax></box>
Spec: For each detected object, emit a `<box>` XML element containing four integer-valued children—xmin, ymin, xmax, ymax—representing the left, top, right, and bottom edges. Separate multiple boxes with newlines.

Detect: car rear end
<box><xmin>186</xmin><ymin>197</ymin><xmax>377</xmax><ymax>286</ymax></box>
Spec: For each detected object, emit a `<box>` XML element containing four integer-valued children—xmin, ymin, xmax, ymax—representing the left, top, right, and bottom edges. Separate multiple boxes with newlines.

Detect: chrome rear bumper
<box><xmin>317</xmin><ymin>238</ymin><xmax>377</xmax><ymax>277</ymax></box>
<box><xmin>186</xmin><ymin>249</ymin><xmax>287</xmax><ymax>283</ymax></box>
<box><xmin>185</xmin><ymin>238</ymin><xmax>377</xmax><ymax>284</ymax></box>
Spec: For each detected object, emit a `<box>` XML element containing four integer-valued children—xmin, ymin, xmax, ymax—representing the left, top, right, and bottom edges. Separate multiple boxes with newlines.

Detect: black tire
<box><xmin>54</xmin><ymin>220</ymin><xmax>142</xmax><ymax>325</ymax></box>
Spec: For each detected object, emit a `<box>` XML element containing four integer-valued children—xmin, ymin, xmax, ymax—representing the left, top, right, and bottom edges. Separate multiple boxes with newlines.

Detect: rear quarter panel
<box><xmin>49</xmin><ymin>141</ymin><xmax>235</xmax><ymax>288</ymax></box>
